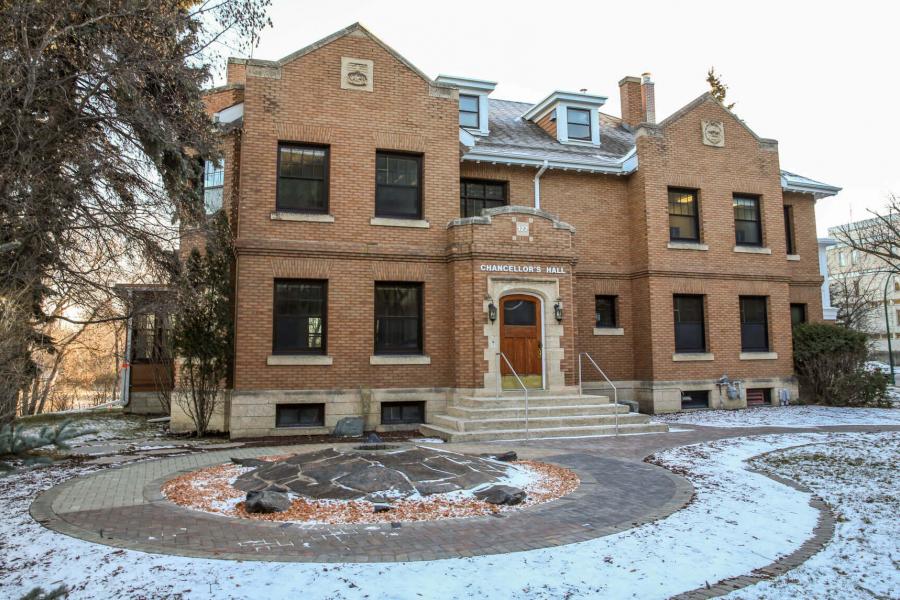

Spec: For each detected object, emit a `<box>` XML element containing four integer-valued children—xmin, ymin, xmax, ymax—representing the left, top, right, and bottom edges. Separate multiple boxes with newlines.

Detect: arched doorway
<box><xmin>499</xmin><ymin>294</ymin><xmax>543</xmax><ymax>389</ymax></box>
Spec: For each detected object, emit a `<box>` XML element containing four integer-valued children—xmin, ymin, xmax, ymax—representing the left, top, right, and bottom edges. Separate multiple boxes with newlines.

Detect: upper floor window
<box><xmin>277</xmin><ymin>144</ymin><xmax>328</xmax><ymax>213</ymax></box>
<box><xmin>668</xmin><ymin>188</ymin><xmax>700</xmax><ymax>242</ymax></box>
<box><xmin>595</xmin><ymin>295</ymin><xmax>618</xmax><ymax>328</ymax></box>
<box><xmin>459</xmin><ymin>94</ymin><xmax>480</xmax><ymax>129</ymax></box>
<box><xmin>460</xmin><ymin>179</ymin><xmax>507</xmax><ymax>217</ymax></box>
<box><xmin>673</xmin><ymin>294</ymin><xmax>706</xmax><ymax>353</ymax></box>
<box><xmin>740</xmin><ymin>296</ymin><xmax>769</xmax><ymax>351</ymax></box>
<box><xmin>851</xmin><ymin>250</ymin><xmax>860</xmax><ymax>265</ymax></box>
<box><xmin>374</xmin><ymin>282</ymin><xmax>423</xmax><ymax>354</ymax></box>
<box><xmin>838</xmin><ymin>252</ymin><xmax>847</xmax><ymax>267</ymax></box>
<box><xmin>734</xmin><ymin>195</ymin><xmax>762</xmax><ymax>246</ymax></box>
<box><xmin>566</xmin><ymin>107</ymin><xmax>591</xmax><ymax>140</ymax></box>
<box><xmin>273</xmin><ymin>279</ymin><xmax>326</xmax><ymax>354</ymax></box>
<box><xmin>376</xmin><ymin>152</ymin><xmax>422</xmax><ymax>219</ymax></box>
<box><xmin>203</xmin><ymin>159</ymin><xmax>224</xmax><ymax>213</ymax></box>
<box><xmin>783</xmin><ymin>205</ymin><xmax>796</xmax><ymax>254</ymax></box>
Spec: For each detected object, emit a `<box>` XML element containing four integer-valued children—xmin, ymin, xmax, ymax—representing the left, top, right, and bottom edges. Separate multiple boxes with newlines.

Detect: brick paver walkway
<box><xmin>30</xmin><ymin>423</ymin><xmax>900</xmax><ymax>567</ymax></box>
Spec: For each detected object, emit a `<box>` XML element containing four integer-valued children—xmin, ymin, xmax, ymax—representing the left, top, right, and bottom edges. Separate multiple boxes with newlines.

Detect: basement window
<box><xmin>381</xmin><ymin>401</ymin><xmax>425</xmax><ymax>425</ymax></box>
<box><xmin>746</xmin><ymin>388</ymin><xmax>771</xmax><ymax>406</ymax></box>
<box><xmin>276</xmin><ymin>403</ymin><xmax>325</xmax><ymax>428</ymax></box>
<box><xmin>681</xmin><ymin>390</ymin><xmax>709</xmax><ymax>409</ymax></box>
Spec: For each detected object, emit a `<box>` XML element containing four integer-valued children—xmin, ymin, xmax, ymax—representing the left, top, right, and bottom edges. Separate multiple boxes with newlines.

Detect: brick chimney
<box><xmin>641</xmin><ymin>72</ymin><xmax>656</xmax><ymax>124</ymax></box>
<box><xmin>619</xmin><ymin>76</ymin><xmax>643</xmax><ymax>127</ymax></box>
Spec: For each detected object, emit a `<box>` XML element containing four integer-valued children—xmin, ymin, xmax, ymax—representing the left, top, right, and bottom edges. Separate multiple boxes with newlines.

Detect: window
<box><xmin>376</xmin><ymin>152</ymin><xmax>422</xmax><ymax>219</ymax></box>
<box><xmin>131</xmin><ymin>313</ymin><xmax>169</xmax><ymax>363</ymax></box>
<box><xmin>790</xmin><ymin>303</ymin><xmax>807</xmax><ymax>327</ymax></box>
<box><xmin>276</xmin><ymin>403</ymin><xmax>325</xmax><ymax>428</ymax></box>
<box><xmin>566</xmin><ymin>107</ymin><xmax>591</xmax><ymax>140</ymax></box>
<box><xmin>459</xmin><ymin>94</ymin><xmax>479</xmax><ymax>129</ymax></box>
<box><xmin>746</xmin><ymin>388</ymin><xmax>771</xmax><ymax>406</ymax></box>
<box><xmin>783</xmin><ymin>205</ymin><xmax>795</xmax><ymax>254</ymax></box>
<box><xmin>460</xmin><ymin>179</ymin><xmax>507</xmax><ymax>217</ymax></box>
<box><xmin>673</xmin><ymin>295</ymin><xmax>706</xmax><ymax>353</ymax></box>
<box><xmin>203</xmin><ymin>159</ymin><xmax>224</xmax><ymax>213</ymax></box>
<box><xmin>733</xmin><ymin>195</ymin><xmax>763</xmax><ymax>246</ymax></box>
<box><xmin>668</xmin><ymin>188</ymin><xmax>700</xmax><ymax>242</ymax></box>
<box><xmin>838</xmin><ymin>252</ymin><xmax>847</xmax><ymax>267</ymax></box>
<box><xmin>740</xmin><ymin>296</ymin><xmax>769</xmax><ymax>352</ymax></box>
<box><xmin>277</xmin><ymin>144</ymin><xmax>328</xmax><ymax>213</ymax></box>
<box><xmin>595</xmin><ymin>295</ymin><xmax>618</xmax><ymax>328</ymax></box>
<box><xmin>851</xmin><ymin>250</ymin><xmax>860</xmax><ymax>265</ymax></box>
<box><xmin>381</xmin><ymin>401</ymin><xmax>425</xmax><ymax>425</ymax></box>
<box><xmin>681</xmin><ymin>390</ymin><xmax>709</xmax><ymax>409</ymax></box>
<box><xmin>273</xmin><ymin>279</ymin><xmax>326</xmax><ymax>354</ymax></box>
<box><xmin>374</xmin><ymin>283</ymin><xmax>423</xmax><ymax>354</ymax></box>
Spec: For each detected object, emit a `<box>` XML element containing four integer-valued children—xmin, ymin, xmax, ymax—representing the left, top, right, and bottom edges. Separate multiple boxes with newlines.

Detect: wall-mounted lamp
<box><xmin>488</xmin><ymin>298</ymin><xmax>497</xmax><ymax>323</ymax></box>
<box><xmin>554</xmin><ymin>298</ymin><xmax>563</xmax><ymax>323</ymax></box>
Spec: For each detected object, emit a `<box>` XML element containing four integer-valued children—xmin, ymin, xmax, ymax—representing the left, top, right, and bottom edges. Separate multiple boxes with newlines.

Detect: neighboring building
<box><xmin>818</xmin><ymin>237</ymin><xmax>839</xmax><ymax>321</ymax></box>
<box><xmin>157</xmin><ymin>23</ymin><xmax>841</xmax><ymax>439</ymax></box>
<box><xmin>826</xmin><ymin>218</ymin><xmax>900</xmax><ymax>361</ymax></box>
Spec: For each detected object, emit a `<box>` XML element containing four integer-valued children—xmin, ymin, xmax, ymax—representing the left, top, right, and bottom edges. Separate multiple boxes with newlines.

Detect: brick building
<box><xmin>153</xmin><ymin>23</ymin><xmax>841</xmax><ymax>439</ymax></box>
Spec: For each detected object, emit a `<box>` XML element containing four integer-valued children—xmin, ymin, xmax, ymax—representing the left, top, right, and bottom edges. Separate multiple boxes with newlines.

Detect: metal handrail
<box><xmin>496</xmin><ymin>352</ymin><xmax>530</xmax><ymax>440</ymax></box>
<box><xmin>578</xmin><ymin>352</ymin><xmax>619</xmax><ymax>436</ymax></box>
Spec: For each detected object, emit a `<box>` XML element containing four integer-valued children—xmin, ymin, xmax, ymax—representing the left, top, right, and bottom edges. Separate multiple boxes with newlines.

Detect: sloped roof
<box><xmin>462</xmin><ymin>99</ymin><xmax>636</xmax><ymax>172</ymax></box>
<box><xmin>781</xmin><ymin>170</ymin><xmax>842</xmax><ymax>199</ymax></box>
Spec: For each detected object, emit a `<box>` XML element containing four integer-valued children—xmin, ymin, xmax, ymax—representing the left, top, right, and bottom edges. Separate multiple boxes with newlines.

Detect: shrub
<box><xmin>792</xmin><ymin>323</ymin><xmax>890</xmax><ymax>407</ymax></box>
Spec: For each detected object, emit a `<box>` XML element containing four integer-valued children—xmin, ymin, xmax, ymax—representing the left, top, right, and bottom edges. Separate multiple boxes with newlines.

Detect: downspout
<box><xmin>533</xmin><ymin>160</ymin><xmax>549</xmax><ymax>209</ymax></box>
<box><xmin>121</xmin><ymin>291</ymin><xmax>133</xmax><ymax>408</ymax></box>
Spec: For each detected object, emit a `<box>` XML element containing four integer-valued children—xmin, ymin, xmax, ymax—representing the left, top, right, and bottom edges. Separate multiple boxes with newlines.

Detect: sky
<box><xmin>226</xmin><ymin>0</ymin><xmax>899</xmax><ymax>236</ymax></box>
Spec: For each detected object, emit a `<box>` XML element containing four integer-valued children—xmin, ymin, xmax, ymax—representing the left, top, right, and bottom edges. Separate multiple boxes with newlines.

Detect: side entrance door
<box><xmin>499</xmin><ymin>295</ymin><xmax>542</xmax><ymax>389</ymax></box>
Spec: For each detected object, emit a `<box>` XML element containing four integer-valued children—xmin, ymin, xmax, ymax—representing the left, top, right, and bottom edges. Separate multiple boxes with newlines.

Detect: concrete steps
<box><xmin>421</xmin><ymin>392</ymin><xmax>668</xmax><ymax>442</ymax></box>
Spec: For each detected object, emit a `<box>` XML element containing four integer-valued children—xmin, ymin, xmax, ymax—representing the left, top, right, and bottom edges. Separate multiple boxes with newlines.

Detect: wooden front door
<box><xmin>500</xmin><ymin>295</ymin><xmax>542</xmax><ymax>388</ymax></box>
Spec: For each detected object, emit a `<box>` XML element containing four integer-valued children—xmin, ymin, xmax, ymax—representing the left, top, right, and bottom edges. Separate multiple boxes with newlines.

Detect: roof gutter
<box><xmin>533</xmin><ymin>160</ymin><xmax>549</xmax><ymax>209</ymax></box>
<box><xmin>462</xmin><ymin>150</ymin><xmax>637</xmax><ymax>175</ymax></box>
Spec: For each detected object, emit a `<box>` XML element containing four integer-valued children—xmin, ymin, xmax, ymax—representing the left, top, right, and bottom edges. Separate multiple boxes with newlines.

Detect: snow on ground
<box><xmin>6</xmin><ymin>432</ymin><xmax>898</xmax><ymax>599</ymax></box>
<box><xmin>17</xmin><ymin>409</ymin><xmax>164</xmax><ymax>445</ymax></box>
<box><xmin>726</xmin><ymin>432</ymin><xmax>900</xmax><ymax>600</ymax></box>
<box><xmin>652</xmin><ymin>405</ymin><xmax>900</xmax><ymax>428</ymax></box>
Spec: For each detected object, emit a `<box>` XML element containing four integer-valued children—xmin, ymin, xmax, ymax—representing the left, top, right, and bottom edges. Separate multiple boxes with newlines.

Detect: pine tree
<box><xmin>0</xmin><ymin>419</ymin><xmax>95</xmax><ymax>474</ymax></box>
<box><xmin>707</xmin><ymin>67</ymin><xmax>736</xmax><ymax>110</ymax></box>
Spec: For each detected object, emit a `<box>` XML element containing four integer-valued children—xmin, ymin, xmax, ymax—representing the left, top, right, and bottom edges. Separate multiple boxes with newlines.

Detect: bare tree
<box><xmin>830</xmin><ymin>273</ymin><xmax>882</xmax><ymax>332</ymax></box>
<box><xmin>0</xmin><ymin>0</ymin><xmax>271</xmax><ymax>422</ymax></box>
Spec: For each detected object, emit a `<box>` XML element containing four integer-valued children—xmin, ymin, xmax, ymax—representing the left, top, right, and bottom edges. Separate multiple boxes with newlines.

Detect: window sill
<box><xmin>733</xmin><ymin>245</ymin><xmax>772</xmax><ymax>254</ymax></box>
<box><xmin>593</xmin><ymin>327</ymin><xmax>624</xmax><ymax>336</ymax></box>
<box><xmin>667</xmin><ymin>241</ymin><xmax>709</xmax><ymax>251</ymax></box>
<box><xmin>787</xmin><ymin>254</ymin><xmax>801</xmax><ymax>261</ymax></box>
<box><xmin>271</xmin><ymin>211</ymin><xmax>335</xmax><ymax>223</ymax></box>
<box><xmin>370</xmin><ymin>355</ymin><xmax>431</xmax><ymax>365</ymax></box>
<box><xmin>267</xmin><ymin>355</ymin><xmax>333</xmax><ymax>366</ymax></box>
<box><xmin>739</xmin><ymin>351</ymin><xmax>778</xmax><ymax>360</ymax></box>
<box><xmin>370</xmin><ymin>217</ymin><xmax>430</xmax><ymax>229</ymax></box>
<box><xmin>672</xmin><ymin>352</ymin><xmax>715</xmax><ymax>362</ymax></box>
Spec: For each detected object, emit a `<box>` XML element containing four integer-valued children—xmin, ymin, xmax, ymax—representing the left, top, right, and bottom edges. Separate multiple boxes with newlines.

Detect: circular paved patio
<box><xmin>30</xmin><ymin>444</ymin><xmax>691</xmax><ymax>562</ymax></box>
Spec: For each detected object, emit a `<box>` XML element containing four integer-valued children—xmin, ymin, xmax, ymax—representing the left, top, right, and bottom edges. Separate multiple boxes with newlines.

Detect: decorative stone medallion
<box><xmin>341</xmin><ymin>57</ymin><xmax>373</xmax><ymax>92</ymax></box>
<box><xmin>702</xmin><ymin>120</ymin><xmax>725</xmax><ymax>147</ymax></box>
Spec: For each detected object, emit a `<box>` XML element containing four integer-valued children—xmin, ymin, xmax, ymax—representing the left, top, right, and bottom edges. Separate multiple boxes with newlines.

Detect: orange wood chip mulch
<box><xmin>162</xmin><ymin>457</ymin><xmax>580</xmax><ymax>525</ymax></box>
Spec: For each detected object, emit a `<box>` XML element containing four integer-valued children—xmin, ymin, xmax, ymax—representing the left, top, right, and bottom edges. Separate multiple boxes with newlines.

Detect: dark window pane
<box><xmin>376</xmin><ymin>153</ymin><xmax>421</xmax><ymax>218</ymax></box>
<box><xmin>681</xmin><ymin>390</ymin><xmax>709</xmax><ymax>409</ymax></box>
<box><xmin>791</xmin><ymin>303</ymin><xmax>807</xmax><ymax>327</ymax></box>
<box><xmin>734</xmin><ymin>196</ymin><xmax>762</xmax><ymax>246</ymax></box>
<box><xmin>595</xmin><ymin>295</ymin><xmax>617</xmax><ymax>328</ymax></box>
<box><xmin>460</xmin><ymin>179</ymin><xmax>507</xmax><ymax>217</ymax></box>
<box><xmin>503</xmin><ymin>299</ymin><xmax>536</xmax><ymax>326</ymax></box>
<box><xmin>668</xmin><ymin>189</ymin><xmax>699</xmax><ymax>241</ymax></box>
<box><xmin>277</xmin><ymin>145</ymin><xmax>328</xmax><ymax>212</ymax></box>
<box><xmin>273</xmin><ymin>280</ymin><xmax>326</xmax><ymax>354</ymax></box>
<box><xmin>276</xmin><ymin>403</ymin><xmax>324</xmax><ymax>427</ymax></box>
<box><xmin>375</xmin><ymin>283</ymin><xmax>422</xmax><ymax>354</ymax></box>
<box><xmin>568</xmin><ymin>108</ymin><xmax>591</xmax><ymax>125</ymax></box>
<box><xmin>740</xmin><ymin>296</ymin><xmax>769</xmax><ymax>351</ymax></box>
<box><xmin>784</xmin><ymin>206</ymin><xmax>795</xmax><ymax>254</ymax></box>
<box><xmin>674</xmin><ymin>295</ymin><xmax>705</xmax><ymax>352</ymax></box>
<box><xmin>381</xmin><ymin>401</ymin><xmax>425</xmax><ymax>425</ymax></box>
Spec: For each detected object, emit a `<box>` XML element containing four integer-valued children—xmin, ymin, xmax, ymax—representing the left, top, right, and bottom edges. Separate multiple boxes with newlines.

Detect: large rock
<box><xmin>333</xmin><ymin>417</ymin><xmax>365</xmax><ymax>437</ymax></box>
<box><xmin>474</xmin><ymin>485</ymin><xmax>527</xmax><ymax>506</ymax></box>
<box><xmin>480</xmin><ymin>451</ymin><xmax>518</xmax><ymax>462</ymax></box>
<box><xmin>245</xmin><ymin>490</ymin><xmax>292</xmax><ymax>513</ymax></box>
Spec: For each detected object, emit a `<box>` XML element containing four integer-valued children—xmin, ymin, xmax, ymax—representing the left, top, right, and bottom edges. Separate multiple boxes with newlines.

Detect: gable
<box><xmin>656</xmin><ymin>93</ymin><xmax>777</xmax><ymax>151</ymax></box>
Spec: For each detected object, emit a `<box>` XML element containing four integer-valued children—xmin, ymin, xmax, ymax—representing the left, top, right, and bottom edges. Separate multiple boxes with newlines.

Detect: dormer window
<box><xmin>459</xmin><ymin>94</ymin><xmax>480</xmax><ymax>129</ymax></box>
<box><xmin>435</xmin><ymin>75</ymin><xmax>497</xmax><ymax>136</ymax></box>
<box><xmin>566</xmin><ymin>108</ymin><xmax>591</xmax><ymax>141</ymax></box>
